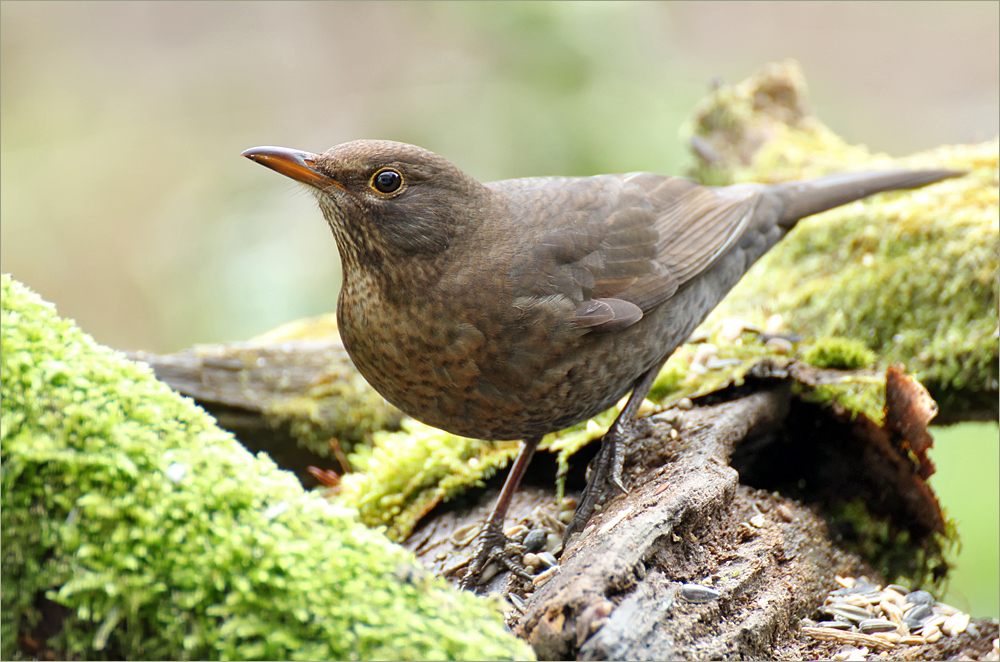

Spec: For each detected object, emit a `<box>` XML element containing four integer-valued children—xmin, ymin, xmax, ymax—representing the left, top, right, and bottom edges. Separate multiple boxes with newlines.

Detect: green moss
<box><xmin>794</xmin><ymin>374</ymin><xmax>887</xmax><ymax>425</ymax></box>
<box><xmin>338</xmin><ymin>421</ymin><xmax>522</xmax><ymax>541</ymax></box>
<box><xmin>683</xmin><ymin>60</ymin><xmax>877</xmax><ymax>187</ymax></box>
<box><xmin>801</xmin><ymin>337</ymin><xmax>877</xmax><ymax>371</ymax></box>
<box><xmin>685</xmin><ymin>61</ymin><xmax>998</xmax><ymax>420</ymax></box>
<box><xmin>0</xmin><ymin>275</ymin><xmax>532</xmax><ymax>661</ymax></box>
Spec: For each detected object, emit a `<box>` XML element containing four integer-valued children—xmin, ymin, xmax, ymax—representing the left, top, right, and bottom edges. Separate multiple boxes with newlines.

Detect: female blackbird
<box><xmin>243</xmin><ymin>140</ymin><xmax>957</xmax><ymax>588</ymax></box>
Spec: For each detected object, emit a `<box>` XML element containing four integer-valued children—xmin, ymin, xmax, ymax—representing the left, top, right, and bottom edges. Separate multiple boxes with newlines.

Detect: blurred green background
<box><xmin>2</xmin><ymin>2</ymin><xmax>996</xmax><ymax>618</ymax></box>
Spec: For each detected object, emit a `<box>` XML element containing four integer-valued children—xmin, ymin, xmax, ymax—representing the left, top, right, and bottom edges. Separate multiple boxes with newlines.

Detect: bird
<box><xmin>242</xmin><ymin>140</ymin><xmax>958</xmax><ymax>589</ymax></box>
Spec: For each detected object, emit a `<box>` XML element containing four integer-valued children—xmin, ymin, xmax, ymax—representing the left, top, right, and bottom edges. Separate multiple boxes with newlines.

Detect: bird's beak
<box><xmin>241</xmin><ymin>146</ymin><xmax>334</xmax><ymax>190</ymax></box>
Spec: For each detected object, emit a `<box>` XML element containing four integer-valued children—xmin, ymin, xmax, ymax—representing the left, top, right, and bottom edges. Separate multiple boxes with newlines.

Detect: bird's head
<box><xmin>243</xmin><ymin>140</ymin><xmax>486</xmax><ymax>273</ymax></box>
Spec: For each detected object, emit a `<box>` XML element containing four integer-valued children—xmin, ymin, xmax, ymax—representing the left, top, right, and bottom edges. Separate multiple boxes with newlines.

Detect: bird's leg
<box><xmin>460</xmin><ymin>436</ymin><xmax>542</xmax><ymax>590</ymax></box>
<box><xmin>564</xmin><ymin>358</ymin><xmax>667</xmax><ymax>544</ymax></box>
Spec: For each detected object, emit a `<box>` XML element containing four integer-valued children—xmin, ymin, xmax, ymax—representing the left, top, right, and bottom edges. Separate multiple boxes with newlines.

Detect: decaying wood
<box><xmin>518</xmin><ymin>388</ymin><xmax>831</xmax><ymax>660</ymax></box>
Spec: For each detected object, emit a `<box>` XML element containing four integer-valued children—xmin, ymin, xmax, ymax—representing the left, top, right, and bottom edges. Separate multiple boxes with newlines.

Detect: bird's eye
<box><xmin>371</xmin><ymin>168</ymin><xmax>403</xmax><ymax>194</ymax></box>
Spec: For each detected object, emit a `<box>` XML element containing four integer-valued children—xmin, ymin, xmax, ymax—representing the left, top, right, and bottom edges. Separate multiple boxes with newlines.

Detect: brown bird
<box><xmin>242</xmin><ymin>140</ymin><xmax>957</xmax><ymax>588</ymax></box>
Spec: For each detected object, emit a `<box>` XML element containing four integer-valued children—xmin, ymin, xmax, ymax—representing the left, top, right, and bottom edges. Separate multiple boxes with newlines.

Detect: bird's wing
<box><xmin>490</xmin><ymin>173</ymin><xmax>761</xmax><ymax>333</ymax></box>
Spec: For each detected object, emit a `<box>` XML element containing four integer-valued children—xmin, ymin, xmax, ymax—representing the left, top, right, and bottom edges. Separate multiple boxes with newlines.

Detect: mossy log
<box><xmin>686</xmin><ymin>60</ymin><xmax>998</xmax><ymax>423</ymax></box>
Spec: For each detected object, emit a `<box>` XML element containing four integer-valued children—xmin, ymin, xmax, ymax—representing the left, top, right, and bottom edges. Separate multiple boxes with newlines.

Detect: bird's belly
<box><xmin>338</xmin><ymin>299</ymin><xmax>658</xmax><ymax>441</ymax></box>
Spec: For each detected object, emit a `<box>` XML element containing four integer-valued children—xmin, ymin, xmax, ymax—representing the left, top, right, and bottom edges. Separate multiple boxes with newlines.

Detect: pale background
<box><xmin>2</xmin><ymin>1</ymin><xmax>997</xmax><ymax>618</ymax></box>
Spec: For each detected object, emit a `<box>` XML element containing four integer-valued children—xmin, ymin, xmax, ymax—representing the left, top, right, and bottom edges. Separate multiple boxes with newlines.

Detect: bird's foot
<box><xmin>460</xmin><ymin>523</ymin><xmax>531</xmax><ymax>591</ymax></box>
<box><xmin>563</xmin><ymin>426</ymin><xmax>632</xmax><ymax>545</ymax></box>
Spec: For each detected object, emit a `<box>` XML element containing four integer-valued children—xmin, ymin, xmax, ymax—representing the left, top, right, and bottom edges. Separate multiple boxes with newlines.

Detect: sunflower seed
<box><xmin>923</xmin><ymin>613</ymin><xmax>947</xmax><ymax>630</ymax></box>
<box><xmin>881</xmin><ymin>588</ymin><xmax>907</xmax><ymax>607</ymax></box>
<box><xmin>680</xmin><ymin>583</ymin><xmax>720</xmax><ymax>603</ymax></box>
<box><xmin>905</xmin><ymin>590</ymin><xmax>935</xmax><ymax>605</ymax></box>
<box><xmin>835</xmin><ymin>575</ymin><xmax>856</xmax><ymax>589</ymax></box>
<box><xmin>879</xmin><ymin>600</ymin><xmax>903</xmax><ymax>625</ymax></box>
<box><xmin>903</xmin><ymin>603</ymin><xmax>933</xmax><ymax>629</ymax></box>
<box><xmin>859</xmin><ymin>618</ymin><xmax>898</xmax><ymax>634</ymax></box>
<box><xmin>522</xmin><ymin>528</ymin><xmax>548</xmax><ymax>553</ymax></box>
<box><xmin>476</xmin><ymin>561</ymin><xmax>500</xmax><ymax>585</ymax></box>
<box><xmin>933</xmin><ymin>601</ymin><xmax>961</xmax><ymax>616</ymax></box>
<box><xmin>522</xmin><ymin>553</ymin><xmax>541</xmax><ymax>572</ymax></box>
<box><xmin>533</xmin><ymin>565</ymin><xmax>559</xmax><ymax>587</ymax></box>
<box><xmin>824</xmin><ymin>604</ymin><xmax>873</xmax><ymax>624</ymax></box>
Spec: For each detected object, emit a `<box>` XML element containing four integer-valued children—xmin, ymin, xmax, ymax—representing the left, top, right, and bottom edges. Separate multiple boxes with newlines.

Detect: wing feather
<box><xmin>488</xmin><ymin>173</ymin><xmax>761</xmax><ymax>333</ymax></box>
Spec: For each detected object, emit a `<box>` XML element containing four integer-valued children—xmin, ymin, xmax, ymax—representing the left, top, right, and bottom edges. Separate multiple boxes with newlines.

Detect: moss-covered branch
<box><xmin>685</xmin><ymin>60</ymin><xmax>998</xmax><ymax>422</ymax></box>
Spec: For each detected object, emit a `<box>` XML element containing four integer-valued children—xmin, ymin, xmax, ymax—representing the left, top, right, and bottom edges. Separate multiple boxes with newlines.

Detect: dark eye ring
<box><xmin>371</xmin><ymin>168</ymin><xmax>403</xmax><ymax>194</ymax></box>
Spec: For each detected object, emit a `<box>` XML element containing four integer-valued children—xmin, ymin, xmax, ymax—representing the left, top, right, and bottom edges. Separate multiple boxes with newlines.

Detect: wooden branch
<box><xmin>517</xmin><ymin>388</ymin><xmax>865</xmax><ymax>660</ymax></box>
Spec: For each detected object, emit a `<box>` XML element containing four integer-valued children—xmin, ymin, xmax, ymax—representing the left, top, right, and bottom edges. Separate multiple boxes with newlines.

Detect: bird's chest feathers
<box><xmin>336</xmin><ymin>269</ymin><xmax>495</xmax><ymax>399</ymax></box>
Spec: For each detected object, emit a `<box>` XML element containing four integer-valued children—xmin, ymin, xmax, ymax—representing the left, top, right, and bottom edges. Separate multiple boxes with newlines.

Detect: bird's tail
<box><xmin>775</xmin><ymin>169</ymin><xmax>962</xmax><ymax>227</ymax></box>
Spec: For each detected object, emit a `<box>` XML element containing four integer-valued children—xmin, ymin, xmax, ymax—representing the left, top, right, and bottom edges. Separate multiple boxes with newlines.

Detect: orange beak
<box><xmin>241</xmin><ymin>146</ymin><xmax>334</xmax><ymax>190</ymax></box>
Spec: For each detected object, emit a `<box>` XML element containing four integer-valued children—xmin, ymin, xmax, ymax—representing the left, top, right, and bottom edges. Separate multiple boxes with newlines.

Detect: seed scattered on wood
<box><xmin>859</xmin><ymin>618</ymin><xmax>898</xmax><ymax>634</ymax></box>
<box><xmin>451</xmin><ymin>523</ymin><xmax>480</xmax><ymax>546</ymax></box>
<box><xmin>941</xmin><ymin>612</ymin><xmax>970</xmax><ymax>637</ymax></box>
<box><xmin>509</xmin><ymin>593</ymin><xmax>526</xmax><ymax>613</ymax></box>
<box><xmin>809</xmin><ymin>576</ymin><xmax>973</xmax><ymax>649</ymax></box>
<box><xmin>905</xmin><ymin>590</ymin><xmax>935</xmax><ymax>605</ymax></box>
<box><xmin>536</xmin><ymin>551</ymin><xmax>558</xmax><ymax>569</ymax></box>
<box><xmin>921</xmin><ymin>624</ymin><xmax>942</xmax><ymax>643</ymax></box>
<box><xmin>800</xmin><ymin>627</ymin><xmax>894</xmax><ymax>650</ymax></box>
<box><xmin>679</xmin><ymin>583</ymin><xmax>721</xmax><ymax>603</ymax></box>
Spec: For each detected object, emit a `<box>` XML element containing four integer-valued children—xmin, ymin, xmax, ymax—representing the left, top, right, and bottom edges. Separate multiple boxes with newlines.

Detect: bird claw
<box><xmin>564</xmin><ymin>429</ymin><xmax>632</xmax><ymax>544</ymax></box>
<box><xmin>460</xmin><ymin>525</ymin><xmax>530</xmax><ymax>590</ymax></box>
